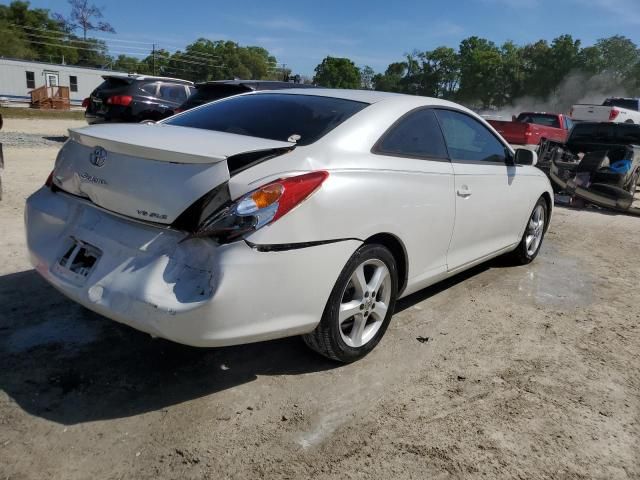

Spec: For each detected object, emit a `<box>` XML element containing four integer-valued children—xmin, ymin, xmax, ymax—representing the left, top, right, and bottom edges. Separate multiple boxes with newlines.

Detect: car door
<box><xmin>434</xmin><ymin>108</ymin><xmax>530</xmax><ymax>272</ymax></box>
<box><xmin>372</xmin><ymin>108</ymin><xmax>455</xmax><ymax>287</ymax></box>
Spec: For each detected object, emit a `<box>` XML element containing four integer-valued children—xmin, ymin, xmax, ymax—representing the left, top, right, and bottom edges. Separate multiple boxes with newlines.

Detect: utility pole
<box><xmin>152</xmin><ymin>43</ymin><xmax>156</xmax><ymax>76</ymax></box>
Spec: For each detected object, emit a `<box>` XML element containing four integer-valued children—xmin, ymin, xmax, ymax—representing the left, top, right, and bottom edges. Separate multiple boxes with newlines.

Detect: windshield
<box><xmin>165</xmin><ymin>93</ymin><xmax>369</xmax><ymax>146</ymax></box>
<box><xmin>603</xmin><ymin>98</ymin><xmax>639</xmax><ymax>111</ymax></box>
<box><xmin>516</xmin><ymin>113</ymin><xmax>560</xmax><ymax>128</ymax></box>
<box><xmin>570</xmin><ymin>123</ymin><xmax>640</xmax><ymax>145</ymax></box>
<box><xmin>181</xmin><ymin>84</ymin><xmax>251</xmax><ymax>109</ymax></box>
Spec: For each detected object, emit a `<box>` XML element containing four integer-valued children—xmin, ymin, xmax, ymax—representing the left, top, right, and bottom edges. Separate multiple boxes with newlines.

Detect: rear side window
<box><xmin>140</xmin><ymin>82</ymin><xmax>158</xmax><ymax>96</ymax></box>
<box><xmin>159</xmin><ymin>84</ymin><xmax>188</xmax><ymax>102</ymax></box>
<box><xmin>435</xmin><ymin>109</ymin><xmax>507</xmax><ymax>163</ymax></box>
<box><xmin>375</xmin><ymin>108</ymin><xmax>448</xmax><ymax>159</ymax></box>
<box><xmin>165</xmin><ymin>93</ymin><xmax>368</xmax><ymax>146</ymax></box>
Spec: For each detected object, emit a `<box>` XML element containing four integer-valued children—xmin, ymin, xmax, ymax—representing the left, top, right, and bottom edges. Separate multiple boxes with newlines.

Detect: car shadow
<box><xmin>1</xmin><ymin>257</ymin><xmax>516</xmax><ymax>426</ymax></box>
<box><xmin>42</xmin><ymin>136</ymin><xmax>68</xmax><ymax>143</ymax></box>
<box><xmin>0</xmin><ymin>269</ymin><xmax>338</xmax><ymax>425</ymax></box>
<box><xmin>395</xmin><ymin>262</ymin><xmax>492</xmax><ymax>314</ymax></box>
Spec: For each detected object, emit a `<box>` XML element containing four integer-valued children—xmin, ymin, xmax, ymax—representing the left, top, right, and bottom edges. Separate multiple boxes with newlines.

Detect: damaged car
<box><xmin>538</xmin><ymin>122</ymin><xmax>640</xmax><ymax>212</ymax></box>
<box><xmin>25</xmin><ymin>90</ymin><xmax>553</xmax><ymax>362</ymax></box>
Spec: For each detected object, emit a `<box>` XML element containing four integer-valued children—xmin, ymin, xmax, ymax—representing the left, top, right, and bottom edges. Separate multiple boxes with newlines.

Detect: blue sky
<box><xmin>17</xmin><ymin>0</ymin><xmax>640</xmax><ymax>75</ymax></box>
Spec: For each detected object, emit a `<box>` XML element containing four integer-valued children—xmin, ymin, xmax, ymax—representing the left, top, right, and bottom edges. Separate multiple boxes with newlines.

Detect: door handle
<box><xmin>457</xmin><ymin>185</ymin><xmax>472</xmax><ymax>197</ymax></box>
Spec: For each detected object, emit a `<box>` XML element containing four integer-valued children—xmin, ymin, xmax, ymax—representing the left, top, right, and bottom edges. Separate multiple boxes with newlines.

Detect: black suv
<box><xmin>84</xmin><ymin>75</ymin><xmax>194</xmax><ymax>124</ymax></box>
<box><xmin>177</xmin><ymin>80</ymin><xmax>316</xmax><ymax>112</ymax></box>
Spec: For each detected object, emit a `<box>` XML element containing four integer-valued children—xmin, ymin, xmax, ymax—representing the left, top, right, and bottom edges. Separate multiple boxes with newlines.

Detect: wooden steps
<box><xmin>30</xmin><ymin>86</ymin><xmax>70</xmax><ymax>110</ymax></box>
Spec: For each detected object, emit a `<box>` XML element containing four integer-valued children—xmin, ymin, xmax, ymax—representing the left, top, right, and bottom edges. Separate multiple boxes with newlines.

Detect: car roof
<box><xmin>249</xmin><ymin>87</ymin><xmax>469</xmax><ymax>109</ymax></box>
<box><xmin>196</xmin><ymin>80</ymin><xmax>317</xmax><ymax>90</ymax></box>
<box><xmin>102</xmin><ymin>74</ymin><xmax>193</xmax><ymax>85</ymax></box>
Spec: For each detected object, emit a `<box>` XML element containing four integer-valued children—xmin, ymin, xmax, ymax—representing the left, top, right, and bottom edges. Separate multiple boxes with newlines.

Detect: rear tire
<box><xmin>303</xmin><ymin>244</ymin><xmax>398</xmax><ymax>363</ymax></box>
<box><xmin>508</xmin><ymin>197</ymin><xmax>548</xmax><ymax>265</ymax></box>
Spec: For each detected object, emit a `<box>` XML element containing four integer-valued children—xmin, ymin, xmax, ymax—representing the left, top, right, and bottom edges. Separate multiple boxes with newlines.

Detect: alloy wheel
<box><xmin>338</xmin><ymin>259</ymin><xmax>391</xmax><ymax>348</ymax></box>
<box><xmin>525</xmin><ymin>204</ymin><xmax>545</xmax><ymax>257</ymax></box>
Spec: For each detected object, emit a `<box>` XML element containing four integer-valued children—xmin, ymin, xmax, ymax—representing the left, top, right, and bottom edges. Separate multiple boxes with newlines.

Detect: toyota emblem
<box><xmin>90</xmin><ymin>146</ymin><xmax>107</xmax><ymax>167</ymax></box>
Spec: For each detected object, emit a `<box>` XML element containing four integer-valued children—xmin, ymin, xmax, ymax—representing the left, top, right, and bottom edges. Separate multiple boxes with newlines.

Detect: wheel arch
<box><xmin>541</xmin><ymin>191</ymin><xmax>553</xmax><ymax>231</ymax></box>
<box><xmin>364</xmin><ymin>232</ymin><xmax>408</xmax><ymax>295</ymax></box>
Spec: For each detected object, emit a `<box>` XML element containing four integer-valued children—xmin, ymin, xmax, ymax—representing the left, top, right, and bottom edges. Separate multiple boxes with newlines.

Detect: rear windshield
<box><xmin>95</xmin><ymin>77</ymin><xmax>130</xmax><ymax>91</ymax></box>
<box><xmin>516</xmin><ymin>113</ymin><xmax>560</xmax><ymax>128</ymax></box>
<box><xmin>603</xmin><ymin>98</ymin><xmax>639</xmax><ymax>111</ymax></box>
<box><xmin>166</xmin><ymin>93</ymin><xmax>368</xmax><ymax>146</ymax></box>
<box><xmin>570</xmin><ymin>123</ymin><xmax>640</xmax><ymax>145</ymax></box>
<box><xmin>181</xmin><ymin>84</ymin><xmax>251</xmax><ymax>109</ymax></box>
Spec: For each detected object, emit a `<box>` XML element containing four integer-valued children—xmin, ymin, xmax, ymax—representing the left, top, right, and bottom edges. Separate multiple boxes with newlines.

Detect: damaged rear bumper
<box><xmin>25</xmin><ymin>187</ymin><xmax>360</xmax><ymax>347</ymax></box>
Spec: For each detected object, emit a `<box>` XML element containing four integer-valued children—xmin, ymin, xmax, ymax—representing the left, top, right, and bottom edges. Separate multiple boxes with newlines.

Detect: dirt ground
<box><xmin>1</xmin><ymin>118</ymin><xmax>639</xmax><ymax>480</ymax></box>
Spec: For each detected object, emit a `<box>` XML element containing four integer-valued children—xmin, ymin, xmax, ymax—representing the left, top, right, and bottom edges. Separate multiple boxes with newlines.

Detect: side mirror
<box><xmin>514</xmin><ymin>148</ymin><xmax>538</xmax><ymax>166</ymax></box>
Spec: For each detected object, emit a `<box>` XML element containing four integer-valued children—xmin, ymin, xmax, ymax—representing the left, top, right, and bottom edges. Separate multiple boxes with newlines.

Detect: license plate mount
<box><xmin>53</xmin><ymin>238</ymin><xmax>101</xmax><ymax>285</ymax></box>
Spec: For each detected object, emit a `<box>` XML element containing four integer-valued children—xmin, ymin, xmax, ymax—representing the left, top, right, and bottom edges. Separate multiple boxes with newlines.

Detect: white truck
<box><xmin>571</xmin><ymin>98</ymin><xmax>640</xmax><ymax>124</ymax></box>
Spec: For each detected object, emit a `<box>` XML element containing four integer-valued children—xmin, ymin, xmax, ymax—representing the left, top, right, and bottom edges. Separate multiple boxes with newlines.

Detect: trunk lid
<box><xmin>53</xmin><ymin>123</ymin><xmax>293</xmax><ymax>225</ymax></box>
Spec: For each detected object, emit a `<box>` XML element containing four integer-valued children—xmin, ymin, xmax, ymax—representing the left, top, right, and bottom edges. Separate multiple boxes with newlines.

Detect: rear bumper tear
<box><xmin>245</xmin><ymin>238</ymin><xmax>363</xmax><ymax>252</ymax></box>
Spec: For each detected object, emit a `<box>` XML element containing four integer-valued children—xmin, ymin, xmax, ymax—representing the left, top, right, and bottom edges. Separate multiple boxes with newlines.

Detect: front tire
<box><xmin>508</xmin><ymin>197</ymin><xmax>548</xmax><ymax>265</ymax></box>
<box><xmin>303</xmin><ymin>244</ymin><xmax>398</xmax><ymax>363</ymax></box>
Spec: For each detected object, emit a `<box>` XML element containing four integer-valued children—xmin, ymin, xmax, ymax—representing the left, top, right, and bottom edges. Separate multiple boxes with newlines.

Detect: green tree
<box><xmin>421</xmin><ymin>46</ymin><xmax>460</xmax><ymax>98</ymax></box>
<box><xmin>313</xmin><ymin>56</ymin><xmax>361</xmax><ymax>88</ymax></box>
<box><xmin>456</xmin><ymin>36</ymin><xmax>502</xmax><ymax>108</ymax></box>
<box><xmin>594</xmin><ymin>36</ymin><xmax>639</xmax><ymax>81</ymax></box>
<box><xmin>373</xmin><ymin>62</ymin><xmax>407</xmax><ymax>92</ymax></box>
<box><xmin>55</xmin><ymin>0</ymin><xmax>115</xmax><ymax>40</ymax></box>
<box><xmin>360</xmin><ymin>65</ymin><xmax>375</xmax><ymax>89</ymax></box>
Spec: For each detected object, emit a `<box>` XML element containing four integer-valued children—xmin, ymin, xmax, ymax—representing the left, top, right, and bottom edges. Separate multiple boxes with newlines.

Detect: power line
<box><xmin>3</xmin><ymin>26</ymin><xmax>228</xmax><ymax>69</ymax></box>
<box><xmin>7</xmin><ymin>24</ymin><xmax>150</xmax><ymax>50</ymax></box>
<box><xmin>7</xmin><ymin>23</ymin><xmax>155</xmax><ymax>47</ymax></box>
<box><xmin>159</xmin><ymin>48</ymin><xmax>221</xmax><ymax>62</ymax></box>
<box><xmin>2</xmin><ymin>34</ymin><xmax>224</xmax><ymax>69</ymax></box>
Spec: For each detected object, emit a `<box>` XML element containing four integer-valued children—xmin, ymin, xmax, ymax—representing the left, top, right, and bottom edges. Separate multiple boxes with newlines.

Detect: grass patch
<box><xmin>0</xmin><ymin>108</ymin><xmax>85</xmax><ymax>120</ymax></box>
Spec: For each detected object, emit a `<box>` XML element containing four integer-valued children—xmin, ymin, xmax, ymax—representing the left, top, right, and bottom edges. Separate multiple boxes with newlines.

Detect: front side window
<box><xmin>375</xmin><ymin>108</ymin><xmax>448</xmax><ymax>159</ymax></box>
<box><xmin>69</xmin><ymin>75</ymin><xmax>78</xmax><ymax>92</ymax></box>
<box><xmin>165</xmin><ymin>93</ymin><xmax>368</xmax><ymax>146</ymax></box>
<box><xmin>26</xmin><ymin>71</ymin><xmax>35</xmax><ymax>89</ymax></box>
<box><xmin>435</xmin><ymin>109</ymin><xmax>507</xmax><ymax>163</ymax></box>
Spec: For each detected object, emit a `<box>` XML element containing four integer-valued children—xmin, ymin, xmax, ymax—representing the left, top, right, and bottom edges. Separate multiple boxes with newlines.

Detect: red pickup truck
<box><xmin>488</xmin><ymin>112</ymin><xmax>573</xmax><ymax>147</ymax></box>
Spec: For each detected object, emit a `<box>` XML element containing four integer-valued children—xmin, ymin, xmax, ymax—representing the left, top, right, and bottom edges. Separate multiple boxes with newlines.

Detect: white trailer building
<box><xmin>0</xmin><ymin>57</ymin><xmax>127</xmax><ymax>107</ymax></box>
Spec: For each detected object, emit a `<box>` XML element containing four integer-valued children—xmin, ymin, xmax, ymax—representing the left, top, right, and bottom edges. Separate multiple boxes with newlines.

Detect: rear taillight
<box><xmin>81</xmin><ymin>97</ymin><xmax>90</xmax><ymax>108</ymax></box>
<box><xmin>609</xmin><ymin>108</ymin><xmax>620</xmax><ymax>121</ymax></box>
<box><xmin>174</xmin><ymin>107</ymin><xmax>183</xmax><ymax>114</ymax></box>
<box><xmin>186</xmin><ymin>171</ymin><xmax>329</xmax><ymax>243</ymax></box>
<box><xmin>107</xmin><ymin>95</ymin><xmax>133</xmax><ymax>106</ymax></box>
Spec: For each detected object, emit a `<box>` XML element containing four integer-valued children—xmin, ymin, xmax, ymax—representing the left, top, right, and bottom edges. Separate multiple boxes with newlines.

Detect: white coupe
<box><xmin>25</xmin><ymin>89</ymin><xmax>553</xmax><ymax>362</ymax></box>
